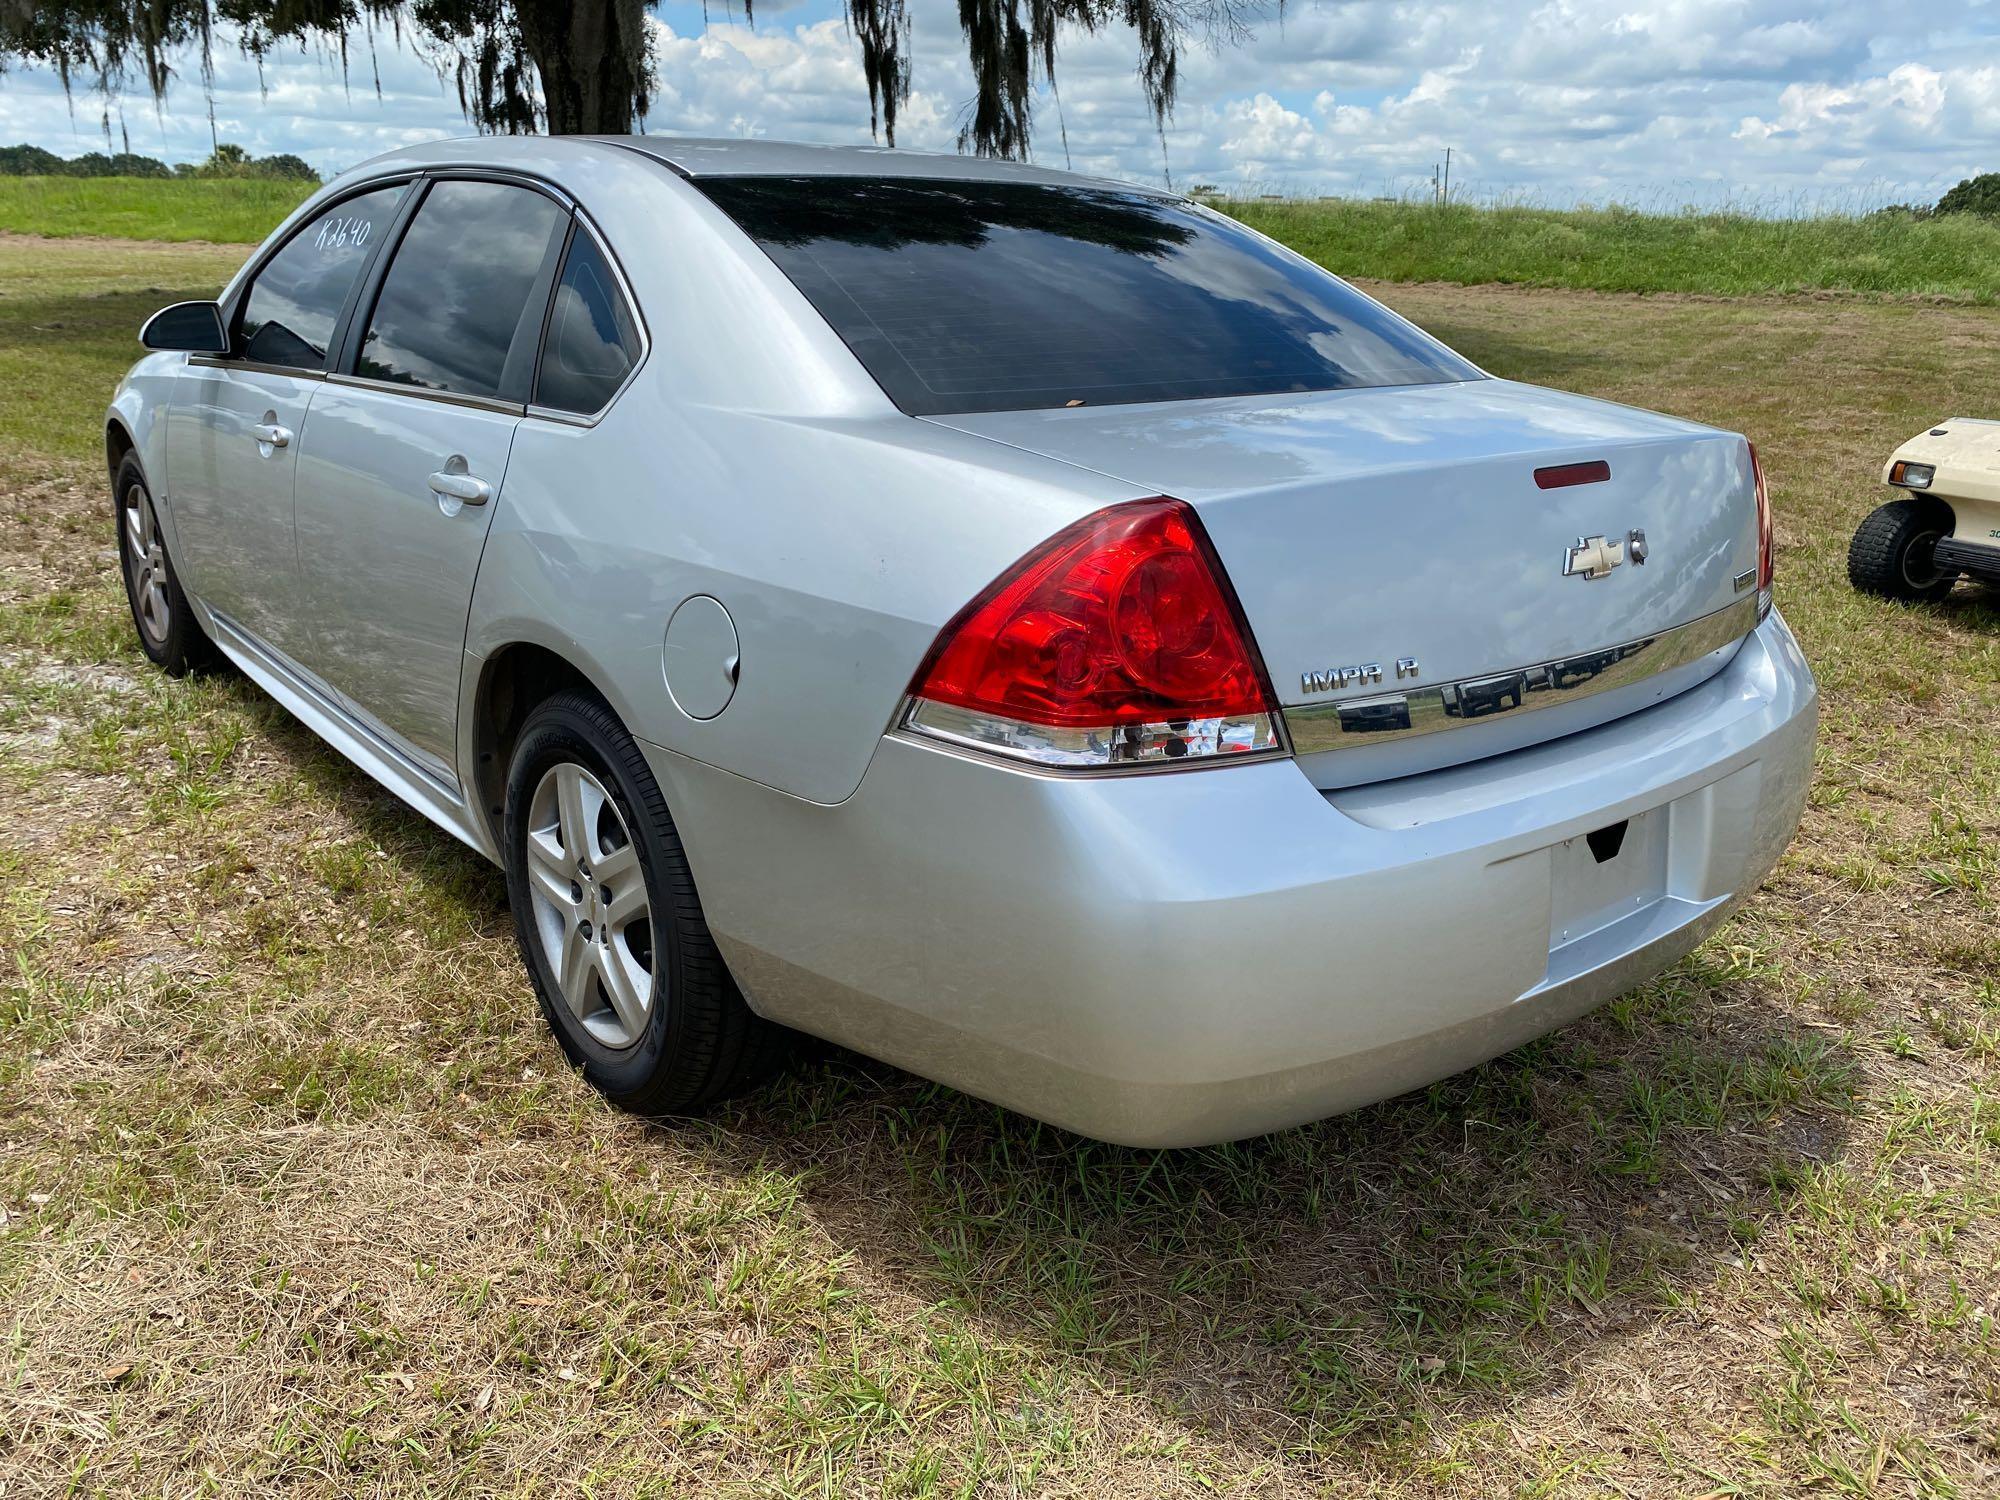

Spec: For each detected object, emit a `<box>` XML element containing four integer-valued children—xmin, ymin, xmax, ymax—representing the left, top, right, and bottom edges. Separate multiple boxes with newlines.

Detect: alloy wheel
<box><xmin>123</xmin><ymin>482</ymin><xmax>172</xmax><ymax>645</ymax></box>
<box><xmin>524</xmin><ymin>760</ymin><xmax>657</xmax><ymax>1048</ymax></box>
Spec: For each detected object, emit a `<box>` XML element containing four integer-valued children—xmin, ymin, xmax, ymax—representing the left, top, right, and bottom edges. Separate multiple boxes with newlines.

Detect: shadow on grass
<box><xmin>219</xmin><ymin>664</ymin><xmax>1857</xmax><ymax>1455</ymax></box>
<box><xmin>705</xmin><ymin>1004</ymin><xmax>1852</xmax><ymax>1452</ymax></box>
<box><xmin>208</xmin><ymin>665</ymin><xmax>513</xmax><ymax>921</ymax></box>
<box><xmin>1938</xmin><ymin>579</ymin><xmax>2000</xmax><ymax>627</ymax></box>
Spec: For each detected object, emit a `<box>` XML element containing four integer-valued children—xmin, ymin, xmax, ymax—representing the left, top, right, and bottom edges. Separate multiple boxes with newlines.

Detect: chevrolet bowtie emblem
<box><xmin>1562</xmin><ymin>531</ymin><xmax>1646</xmax><ymax>581</ymax></box>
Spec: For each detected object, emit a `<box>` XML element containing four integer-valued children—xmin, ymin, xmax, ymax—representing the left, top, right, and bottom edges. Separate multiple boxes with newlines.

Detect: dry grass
<box><xmin>0</xmin><ymin>242</ymin><xmax>1996</xmax><ymax>1497</ymax></box>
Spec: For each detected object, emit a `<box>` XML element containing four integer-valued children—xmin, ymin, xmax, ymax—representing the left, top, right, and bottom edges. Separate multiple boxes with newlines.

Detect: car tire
<box><xmin>1847</xmin><ymin>497</ymin><xmax>1958</xmax><ymax>602</ymax></box>
<box><xmin>114</xmin><ymin>452</ymin><xmax>214</xmax><ymax>675</ymax></box>
<box><xmin>502</xmin><ymin>688</ymin><xmax>788</xmax><ymax>1114</ymax></box>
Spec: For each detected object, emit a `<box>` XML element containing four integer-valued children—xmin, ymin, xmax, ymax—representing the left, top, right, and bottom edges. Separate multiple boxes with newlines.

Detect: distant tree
<box><xmin>0</xmin><ymin>0</ymin><xmax>1271</xmax><ymax>163</ymax></box>
<box><xmin>173</xmin><ymin>142</ymin><xmax>319</xmax><ymax>182</ymax></box>
<box><xmin>0</xmin><ymin>143</ymin><xmax>65</xmax><ymax>174</ymax></box>
<box><xmin>254</xmin><ymin>152</ymin><xmax>318</xmax><ymax>181</ymax></box>
<box><xmin>0</xmin><ymin>141</ymin><xmax>174</xmax><ymax>175</ymax></box>
<box><xmin>105</xmin><ymin>150</ymin><xmax>171</xmax><ymax>176</ymax></box>
<box><xmin>1935</xmin><ymin>174</ymin><xmax>2000</xmax><ymax>219</ymax></box>
<box><xmin>176</xmin><ymin>142</ymin><xmax>252</xmax><ymax>176</ymax></box>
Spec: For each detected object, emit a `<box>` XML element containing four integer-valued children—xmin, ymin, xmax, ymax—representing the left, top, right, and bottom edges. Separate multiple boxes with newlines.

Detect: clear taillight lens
<box><xmin>1750</xmin><ymin>442</ymin><xmax>1774</xmax><ymax>621</ymax></box>
<box><xmin>903</xmin><ymin>497</ymin><xmax>1284</xmax><ymax>769</ymax></box>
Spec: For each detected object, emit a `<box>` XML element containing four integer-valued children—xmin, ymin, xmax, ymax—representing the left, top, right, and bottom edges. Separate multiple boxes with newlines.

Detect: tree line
<box><xmin>0</xmin><ymin>141</ymin><xmax>318</xmax><ymax>182</ymax></box>
<box><xmin>1870</xmin><ymin>175</ymin><xmax>2000</xmax><ymax>221</ymax></box>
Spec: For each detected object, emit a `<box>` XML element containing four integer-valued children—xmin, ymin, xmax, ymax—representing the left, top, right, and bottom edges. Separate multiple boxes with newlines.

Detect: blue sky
<box><xmin>2</xmin><ymin>0</ymin><xmax>1996</xmax><ymax>208</ymax></box>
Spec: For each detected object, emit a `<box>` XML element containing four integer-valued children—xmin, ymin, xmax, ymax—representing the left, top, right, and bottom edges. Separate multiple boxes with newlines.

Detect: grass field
<box><xmin>8</xmin><ymin>173</ymin><xmax>2000</xmax><ymax>304</ymax></box>
<box><xmin>0</xmin><ymin>227</ymin><xmax>1997</xmax><ymax>1496</ymax></box>
<box><xmin>0</xmin><ymin>176</ymin><xmax>314</xmax><ymax>244</ymax></box>
<box><xmin>1227</xmin><ymin>198</ymin><xmax>2000</xmax><ymax>304</ymax></box>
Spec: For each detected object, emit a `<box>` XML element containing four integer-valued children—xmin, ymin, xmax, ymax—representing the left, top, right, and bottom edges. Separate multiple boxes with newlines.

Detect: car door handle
<box><xmin>251</xmin><ymin>422</ymin><xmax>291</xmax><ymax>449</ymax></box>
<box><xmin>427</xmin><ymin>469</ymin><xmax>491</xmax><ymax>506</ymax></box>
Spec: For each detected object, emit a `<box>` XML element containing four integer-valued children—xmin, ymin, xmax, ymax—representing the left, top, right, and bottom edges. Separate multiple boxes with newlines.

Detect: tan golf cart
<box><xmin>1849</xmin><ymin>420</ymin><xmax>2000</xmax><ymax>600</ymax></box>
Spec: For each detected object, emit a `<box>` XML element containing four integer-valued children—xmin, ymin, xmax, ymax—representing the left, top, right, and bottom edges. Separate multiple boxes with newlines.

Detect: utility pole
<box><xmin>1442</xmin><ymin>147</ymin><xmax>1452</xmax><ymax>207</ymax></box>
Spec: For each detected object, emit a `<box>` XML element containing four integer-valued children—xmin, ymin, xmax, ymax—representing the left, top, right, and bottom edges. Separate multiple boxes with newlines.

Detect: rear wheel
<box><xmin>114</xmin><ymin>453</ymin><xmax>213</xmax><ymax>675</ymax></box>
<box><xmin>502</xmin><ymin>689</ymin><xmax>787</xmax><ymax>1114</ymax></box>
<box><xmin>1847</xmin><ymin>497</ymin><xmax>1957</xmax><ymax>602</ymax></box>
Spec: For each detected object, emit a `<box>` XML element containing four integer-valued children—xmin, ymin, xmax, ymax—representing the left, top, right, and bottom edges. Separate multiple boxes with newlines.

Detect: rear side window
<box><xmin>357</xmin><ymin>180</ymin><xmax>568</xmax><ymax>400</ymax></box>
<box><xmin>698</xmin><ymin>176</ymin><xmax>1481</xmax><ymax>416</ymax></box>
<box><xmin>238</xmin><ymin>185</ymin><xmax>406</xmax><ymax>371</ymax></box>
<box><xmin>535</xmin><ymin>228</ymin><xmax>643</xmax><ymax>415</ymax></box>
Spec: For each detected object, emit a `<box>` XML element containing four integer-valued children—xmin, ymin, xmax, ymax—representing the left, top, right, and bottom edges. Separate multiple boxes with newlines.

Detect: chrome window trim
<box><xmin>324</xmin><ymin>370</ymin><xmax>526</xmax><ymax>417</ymax></box>
<box><xmin>521</xmin><ymin>210</ymin><xmax>652</xmax><ymax>429</ymax></box>
<box><xmin>417</xmin><ymin>165</ymin><xmax>577</xmax><ymax>211</ymax></box>
<box><xmin>185</xmin><ymin>356</ymin><xmax>328</xmax><ymax>381</ymax></box>
<box><xmin>1286</xmin><ymin>594</ymin><xmax>1760</xmax><ymax>756</ymax></box>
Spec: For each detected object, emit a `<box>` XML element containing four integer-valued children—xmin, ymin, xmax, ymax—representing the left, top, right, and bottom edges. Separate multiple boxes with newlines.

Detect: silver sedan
<box><xmin>107</xmin><ymin>137</ymin><xmax>1817</xmax><ymax>1146</ymax></box>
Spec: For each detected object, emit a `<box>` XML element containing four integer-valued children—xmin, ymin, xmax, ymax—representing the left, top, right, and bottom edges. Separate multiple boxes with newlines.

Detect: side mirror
<box><xmin>139</xmin><ymin>301</ymin><xmax>229</xmax><ymax>354</ymax></box>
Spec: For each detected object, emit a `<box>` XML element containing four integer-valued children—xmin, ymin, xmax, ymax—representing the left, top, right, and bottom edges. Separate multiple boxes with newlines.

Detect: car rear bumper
<box><xmin>643</xmin><ymin>610</ymin><xmax>1818</xmax><ymax>1147</ymax></box>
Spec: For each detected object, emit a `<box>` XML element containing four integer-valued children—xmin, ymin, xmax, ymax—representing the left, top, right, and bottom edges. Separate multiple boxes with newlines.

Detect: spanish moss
<box><xmin>0</xmin><ymin>0</ymin><xmax>1268</xmax><ymax>160</ymax></box>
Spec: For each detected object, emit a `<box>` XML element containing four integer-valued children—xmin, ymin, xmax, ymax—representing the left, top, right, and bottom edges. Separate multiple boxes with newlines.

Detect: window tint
<box><xmin>239</xmin><ymin>185</ymin><xmax>406</xmax><ymax>371</ymax></box>
<box><xmin>698</xmin><ymin>177</ymin><xmax>1482</xmax><ymax>416</ymax></box>
<box><xmin>535</xmin><ymin>229</ymin><xmax>643</xmax><ymax>414</ymax></box>
<box><xmin>358</xmin><ymin>181</ymin><xmax>567</xmax><ymax>400</ymax></box>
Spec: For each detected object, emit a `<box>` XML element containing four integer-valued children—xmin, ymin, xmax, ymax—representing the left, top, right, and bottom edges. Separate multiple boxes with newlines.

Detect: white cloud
<box><xmin>1739</xmin><ymin>62</ymin><xmax>1950</xmax><ymax>140</ymax></box>
<box><xmin>1218</xmin><ymin>93</ymin><xmax>1318</xmax><ymax>169</ymax></box>
<box><xmin>0</xmin><ymin>0</ymin><xmax>1995</xmax><ymax>209</ymax></box>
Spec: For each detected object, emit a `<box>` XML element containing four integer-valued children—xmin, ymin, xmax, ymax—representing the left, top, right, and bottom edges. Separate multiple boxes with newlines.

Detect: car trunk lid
<box><xmin>925</xmin><ymin>379</ymin><xmax>1763</xmax><ymax>787</ymax></box>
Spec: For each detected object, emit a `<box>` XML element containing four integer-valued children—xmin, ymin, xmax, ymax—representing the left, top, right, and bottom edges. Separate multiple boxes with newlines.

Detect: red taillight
<box><xmin>905</xmin><ymin>497</ymin><xmax>1282</xmax><ymax>768</ymax></box>
<box><xmin>1749</xmin><ymin>442</ymin><xmax>1774</xmax><ymax>617</ymax></box>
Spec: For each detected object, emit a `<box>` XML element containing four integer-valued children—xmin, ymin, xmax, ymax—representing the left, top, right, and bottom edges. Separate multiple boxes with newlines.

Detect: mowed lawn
<box><xmin>0</xmin><ymin>231</ymin><xmax>1996</xmax><ymax>1498</ymax></box>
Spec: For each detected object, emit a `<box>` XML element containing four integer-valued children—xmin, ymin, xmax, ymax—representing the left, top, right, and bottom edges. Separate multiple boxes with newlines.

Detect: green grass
<box><xmin>1</xmin><ymin>236</ymin><xmax>1996</xmax><ymax>1496</ymax></box>
<box><xmin>1226</xmin><ymin>197</ymin><xmax>2000</xmax><ymax>303</ymax></box>
<box><xmin>0</xmin><ymin>237</ymin><xmax>247</xmax><ymax>479</ymax></box>
<box><xmin>8</xmin><ymin>173</ymin><xmax>2000</xmax><ymax>308</ymax></box>
<box><xmin>0</xmin><ymin>174</ymin><xmax>311</xmax><ymax>243</ymax></box>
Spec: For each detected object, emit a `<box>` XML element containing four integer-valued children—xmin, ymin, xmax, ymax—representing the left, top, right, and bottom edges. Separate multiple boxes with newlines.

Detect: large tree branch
<box><xmin>0</xmin><ymin>0</ymin><xmax>1274</xmax><ymax>160</ymax></box>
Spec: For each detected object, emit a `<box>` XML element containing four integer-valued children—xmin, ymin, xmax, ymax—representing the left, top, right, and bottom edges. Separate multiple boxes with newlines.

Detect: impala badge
<box><xmin>1302</xmin><ymin>662</ymin><xmax>1382</xmax><ymax>695</ymax></box>
<box><xmin>1301</xmin><ymin>657</ymin><xmax>1420</xmax><ymax>695</ymax></box>
<box><xmin>1563</xmin><ymin>534</ymin><xmax>1625</xmax><ymax>580</ymax></box>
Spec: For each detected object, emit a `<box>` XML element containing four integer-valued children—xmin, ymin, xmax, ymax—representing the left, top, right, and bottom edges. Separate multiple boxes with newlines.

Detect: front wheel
<box><xmin>502</xmin><ymin>689</ymin><xmax>788</xmax><ymax>1114</ymax></box>
<box><xmin>114</xmin><ymin>453</ymin><xmax>214</xmax><ymax>675</ymax></box>
<box><xmin>1847</xmin><ymin>497</ymin><xmax>1958</xmax><ymax>602</ymax></box>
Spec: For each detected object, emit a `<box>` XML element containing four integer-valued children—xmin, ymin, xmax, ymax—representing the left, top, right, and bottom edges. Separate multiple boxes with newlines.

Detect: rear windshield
<box><xmin>698</xmin><ymin>177</ymin><xmax>1482</xmax><ymax>416</ymax></box>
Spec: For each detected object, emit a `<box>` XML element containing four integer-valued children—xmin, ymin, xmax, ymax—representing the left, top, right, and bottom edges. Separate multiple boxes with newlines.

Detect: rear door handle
<box><xmin>251</xmin><ymin>422</ymin><xmax>291</xmax><ymax>449</ymax></box>
<box><xmin>427</xmin><ymin>469</ymin><xmax>492</xmax><ymax>506</ymax></box>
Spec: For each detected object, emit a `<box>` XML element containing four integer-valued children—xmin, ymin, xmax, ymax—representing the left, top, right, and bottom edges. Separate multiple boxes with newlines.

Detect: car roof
<box><xmin>593</xmin><ymin>135</ymin><xmax>1153</xmax><ymax>192</ymax></box>
<box><xmin>355</xmin><ymin>132</ymin><xmax>1166</xmax><ymax>197</ymax></box>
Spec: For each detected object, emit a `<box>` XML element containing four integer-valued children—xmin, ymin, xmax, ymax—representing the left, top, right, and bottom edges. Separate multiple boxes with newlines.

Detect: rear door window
<box><xmin>534</xmin><ymin>228</ymin><xmax>643</xmax><ymax>415</ymax></box>
<box><xmin>697</xmin><ymin>176</ymin><xmax>1482</xmax><ymax>415</ymax></box>
<box><xmin>238</xmin><ymin>185</ymin><xmax>407</xmax><ymax>371</ymax></box>
<box><xmin>357</xmin><ymin>180</ymin><xmax>568</xmax><ymax>401</ymax></box>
